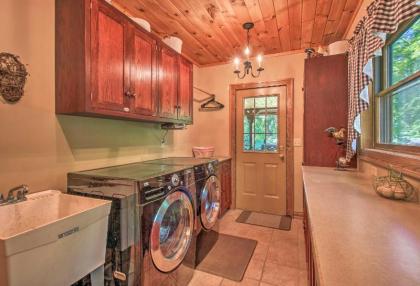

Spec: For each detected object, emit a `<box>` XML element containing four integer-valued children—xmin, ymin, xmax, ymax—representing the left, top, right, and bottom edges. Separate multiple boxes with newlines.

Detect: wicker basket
<box><xmin>192</xmin><ymin>146</ymin><xmax>215</xmax><ymax>158</ymax></box>
<box><xmin>373</xmin><ymin>168</ymin><xmax>415</xmax><ymax>201</ymax></box>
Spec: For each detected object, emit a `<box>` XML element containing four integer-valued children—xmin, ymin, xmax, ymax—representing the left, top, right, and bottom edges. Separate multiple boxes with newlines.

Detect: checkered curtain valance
<box><xmin>346</xmin><ymin>0</ymin><xmax>419</xmax><ymax>161</ymax></box>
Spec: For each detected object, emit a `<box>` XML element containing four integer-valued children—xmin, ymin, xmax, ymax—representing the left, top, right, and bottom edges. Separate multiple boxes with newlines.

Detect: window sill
<box><xmin>359</xmin><ymin>148</ymin><xmax>420</xmax><ymax>180</ymax></box>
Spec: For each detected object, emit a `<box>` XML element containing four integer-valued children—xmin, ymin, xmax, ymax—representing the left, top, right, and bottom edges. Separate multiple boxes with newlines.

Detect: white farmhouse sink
<box><xmin>0</xmin><ymin>190</ymin><xmax>111</xmax><ymax>286</ymax></box>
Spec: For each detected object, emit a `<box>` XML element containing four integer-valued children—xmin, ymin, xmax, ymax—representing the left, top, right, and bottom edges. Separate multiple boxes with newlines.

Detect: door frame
<box><xmin>229</xmin><ymin>79</ymin><xmax>294</xmax><ymax>217</ymax></box>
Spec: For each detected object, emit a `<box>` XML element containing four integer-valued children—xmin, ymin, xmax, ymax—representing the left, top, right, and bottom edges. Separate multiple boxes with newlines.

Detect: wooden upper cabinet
<box><xmin>129</xmin><ymin>27</ymin><xmax>157</xmax><ymax>116</ymax></box>
<box><xmin>178</xmin><ymin>57</ymin><xmax>193</xmax><ymax>123</ymax></box>
<box><xmin>91</xmin><ymin>0</ymin><xmax>129</xmax><ymax>113</ymax></box>
<box><xmin>159</xmin><ymin>46</ymin><xmax>179</xmax><ymax>119</ymax></box>
<box><xmin>56</xmin><ymin>0</ymin><xmax>193</xmax><ymax>124</ymax></box>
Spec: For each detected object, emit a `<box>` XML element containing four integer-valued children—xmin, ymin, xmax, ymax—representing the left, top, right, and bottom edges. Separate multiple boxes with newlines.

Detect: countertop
<box><xmin>302</xmin><ymin>166</ymin><xmax>420</xmax><ymax>286</ymax></box>
<box><xmin>214</xmin><ymin>157</ymin><xmax>231</xmax><ymax>163</ymax></box>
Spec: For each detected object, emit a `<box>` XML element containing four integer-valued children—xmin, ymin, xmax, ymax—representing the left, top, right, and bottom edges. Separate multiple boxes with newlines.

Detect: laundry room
<box><xmin>0</xmin><ymin>0</ymin><xmax>419</xmax><ymax>285</ymax></box>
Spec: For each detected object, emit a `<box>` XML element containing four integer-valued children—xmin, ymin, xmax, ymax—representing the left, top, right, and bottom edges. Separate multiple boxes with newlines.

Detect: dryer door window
<box><xmin>150</xmin><ymin>189</ymin><xmax>194</xmax><ymax>273</ymax></box>
<box><xmin>200</xmin><ymin>175</ymin><xmax>221</xmax><ymax>230</ymax></box>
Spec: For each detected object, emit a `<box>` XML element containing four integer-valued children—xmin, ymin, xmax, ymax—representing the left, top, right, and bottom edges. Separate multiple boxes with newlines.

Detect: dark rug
<box><xmin>236</xmin><ymin>210</ymin><xmax>292</xmax><ymax>231</ymax></box>
<box><xmin>196</xmin><ymin>233</ymin><xmax>257</xmax><ymax>281</ymax></box>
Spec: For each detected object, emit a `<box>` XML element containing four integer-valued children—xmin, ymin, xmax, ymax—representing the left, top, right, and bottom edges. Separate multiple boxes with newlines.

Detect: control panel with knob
<box><xmin>171</xmin><ymin>174</ymin><xmax>180</xmax><ymax>187</ymax></box>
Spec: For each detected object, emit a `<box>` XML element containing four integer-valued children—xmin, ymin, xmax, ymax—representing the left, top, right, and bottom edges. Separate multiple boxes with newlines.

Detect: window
<box><xmin>243</xmin><ymin>95</ymin><xmax>278</xmax><ymax>152</ymax></box>
<box><xmin>375</xmin><ymin>17</ymin><xmax>420</xmax><ymax>150</ymax></box>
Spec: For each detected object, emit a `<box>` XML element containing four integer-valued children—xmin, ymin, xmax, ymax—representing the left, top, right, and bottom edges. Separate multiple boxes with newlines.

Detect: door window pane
<box><xmin>244</xmin><ymin>97</ymin><xmax>254</xmax><ymax>109</ymax></box>
<box><xmin>243</xmin><ymin>95</ymin><xmax>279</xmax><ymax>152</ymax></box>
<box><xmin>254</xmin><ymin>134</ymin><xmax>265</xmax><ymax>151</ymax></box>
<box><xmin>255</xmin><ymin>97</ymin><xmax>266</xmax><ymax>108</ymax></box>
<box><xmin>266</xmin><ymin>115</ymin><xmax>277</xmax><ymax>134</ymax></box>
<box><xmin>266</xmin><ymin>96</ymin><xmax>278</xmax><ymax>107</ymax></box>
<box><xmin>265</xmin><ymin>134</ymin><xmax>278</xmax><ymax>151</ymax></box>
<box><xmin>255</xmin><ymin>115</ymin><xmax>266</xmax><ymax>133</ymax></box>
<box><xmin>243</xmin><ymin>134</ymin><xmax>252</xmax><ymax>150</ymax></box>
<box><xmin>244</xmin><ymin>115</ymin><xmax>252</xmax><ymax>134</ymax></box>
<box><xmin>390</xmin><ymin>18</ymin><xmax>420</xmax><ymax>85</ymax></box>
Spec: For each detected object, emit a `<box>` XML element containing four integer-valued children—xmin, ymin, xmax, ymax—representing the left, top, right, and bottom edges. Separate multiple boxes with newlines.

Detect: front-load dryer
<box><xmin>143</xmin><ymin>157</ymin><xmax>221</xmax><ymax>266</ymax></box>
<box><xmin>139</xmin><ymin>168</ymin><xmax>197</xmax><ymax>286</ymax></box>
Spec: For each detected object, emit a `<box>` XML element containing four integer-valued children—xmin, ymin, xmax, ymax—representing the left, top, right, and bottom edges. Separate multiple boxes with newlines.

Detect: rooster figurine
<box><xmin>324</xmin><ymin>127</ymin><xmax>349</xmax><ymax>170</ymax></box>
<box><xmin>325</xmin><ymin>127</ymin><xmax>346</xmax><ymax>145</ymax></box>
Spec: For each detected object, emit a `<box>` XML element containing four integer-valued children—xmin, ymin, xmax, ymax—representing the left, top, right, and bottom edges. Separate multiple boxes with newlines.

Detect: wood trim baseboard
<box><xmin>294</xmin><ymin>211</ymin><xmax>304</xmax><ymax>219</ymax></box>
<box><xmin>360</xmin><ymin>149</ymin><xmax>420</xmax><ymax>180</ymax></box>
<box><xmin>229</xmin><ymin>79</ymin><xmax>295</xmax><ymax>216</ymax></box>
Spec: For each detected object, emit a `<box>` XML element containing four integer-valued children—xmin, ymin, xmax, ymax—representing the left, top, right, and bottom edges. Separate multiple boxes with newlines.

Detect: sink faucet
<box><xmin>1</xmin><ymin>185</ymin><xmax>29</xmax><ymax>205</ymax></box>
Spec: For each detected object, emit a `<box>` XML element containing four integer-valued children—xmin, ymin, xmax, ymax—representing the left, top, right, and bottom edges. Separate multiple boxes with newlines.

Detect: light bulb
<box><xmin>234</xmin><ymin>57</ymin><xmax>240</xmax><ymax>70</ymax></box>
<box><xmin>244</xmin><ymin>46</ymin><xmax>250</xmax><ymax>56</ymax></box>
<box><xmin>257</xmin><ymin>54</ymin><xmax>263</xmax><ymax>67</ymax></box>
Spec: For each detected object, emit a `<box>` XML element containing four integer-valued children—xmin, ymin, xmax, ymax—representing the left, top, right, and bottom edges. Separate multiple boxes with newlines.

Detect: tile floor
<box><xmin>188</xmin><ymin>209</ymin><xmax>308</xmax><ymax>286</ymax></box>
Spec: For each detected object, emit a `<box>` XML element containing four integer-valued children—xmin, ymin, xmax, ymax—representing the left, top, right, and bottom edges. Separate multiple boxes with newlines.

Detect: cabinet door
<box><xmin>219</xmin><ymin>160</ymin><xmax>232</xmax><ymax>218</ymax></box>
<box><xmin>129</xmin><ymin>28</ymin><xmax>157</xmax><ymax>116</ymax></box>
<box><xmin>158</xmin><ymin>46</ymin><xmax>178</xmax><ymax>119</ymax></box>
<box><xmin>91</xmin><ymin>0</ymin><xmax>129</xmax><ymax>113</ymax></box>
<box><xmin>303</xmin><ymin>54</ymin><xmax>350</xmax><ymax>167</ymax></box>
<box><xmin>178</xmin><ymin>57</ymin><xmax>193</xmax><ymax>122</ymax></box>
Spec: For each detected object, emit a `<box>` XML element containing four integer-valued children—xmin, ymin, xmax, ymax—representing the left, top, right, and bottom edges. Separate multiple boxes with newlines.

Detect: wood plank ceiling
<box><xmin>112</xmin><ymin>0</ymin><xmax>362</xmax><ymax>66</ymax></box>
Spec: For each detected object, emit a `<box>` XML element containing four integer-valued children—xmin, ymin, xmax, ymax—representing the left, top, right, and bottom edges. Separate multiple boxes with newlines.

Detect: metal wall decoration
<box><xmin>0</xmin><ymin>53</ymin><xmax>28</xmax><ymax>103</ymax></box>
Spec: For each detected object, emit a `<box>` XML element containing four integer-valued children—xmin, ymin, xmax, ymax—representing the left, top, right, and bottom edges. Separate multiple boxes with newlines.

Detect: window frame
<box><xmin>373</xmin><ymin>16</ymin><xmax>420</xmax><ymax>154</ymax></box>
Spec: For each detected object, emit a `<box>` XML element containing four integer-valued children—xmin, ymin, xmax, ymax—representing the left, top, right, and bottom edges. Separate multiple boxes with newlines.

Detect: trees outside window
<box><xmin>376</xmin><ymin>17</ymin><xmax>420</xmax><ymax>149</ymax></box>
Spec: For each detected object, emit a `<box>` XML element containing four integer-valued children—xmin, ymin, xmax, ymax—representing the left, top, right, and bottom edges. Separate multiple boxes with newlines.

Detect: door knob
<box><xmin>279</xmin><ymin>154</ymin><xmax>285</xmax><ymax>159</ymax></box>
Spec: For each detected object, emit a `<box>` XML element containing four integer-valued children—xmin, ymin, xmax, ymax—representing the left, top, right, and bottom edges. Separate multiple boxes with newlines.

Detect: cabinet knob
<box><xmin>123</xmin><ymin>107</ymin><xmax>130</xmax><ymax>112</ymax></box>
<box><xmin>125</xmin><ymin>91</ymin><xmax>136</xmax><ymax>98</ymax></box>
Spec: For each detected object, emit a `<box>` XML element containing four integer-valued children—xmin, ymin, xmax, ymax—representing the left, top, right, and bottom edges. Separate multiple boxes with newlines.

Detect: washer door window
<box><xmin>200</xmin><ymin>175</ymin><xmax>221</xmax><ymax>230</ymax></box>
<box><xmin>150</xmin><ymin>190</ymin><xmax>194</xmax><ymax>273</ymax></box>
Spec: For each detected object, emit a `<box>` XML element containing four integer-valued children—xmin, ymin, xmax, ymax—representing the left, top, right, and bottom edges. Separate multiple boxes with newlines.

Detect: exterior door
<box><xmin>235</xmin><ymin>86</ymin><xmax>287</xmax><ymax>215</ymax></box>
<box><xmin>178</xmin><ymin>57</ymin><xmax>193</xmax><ymax>122</ymax></box>
<box><xmin>91</xmin><ymin>0</ymin><xmax>129</xmax><ymax>112</ymax></box>
<box><xmin>159</xmin><ymin>46</ymin><xmax>178</xmax><ymax>119</ymax></box>
<box><xmin>129</xmin><ymin>27</ymin><xmax>157</xmax><ymax>116</ymax></box>
<box><xmin>150</xmin><ymin>190</ymin><xmax>194</xmax><ymax>273</ymax></box>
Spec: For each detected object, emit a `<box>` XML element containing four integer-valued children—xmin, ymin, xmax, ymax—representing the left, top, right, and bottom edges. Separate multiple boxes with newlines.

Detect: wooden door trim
<box><xmin>229</xmin><ymin>79</ymin><xmax>294</xmax><ymax>217</ymax></box>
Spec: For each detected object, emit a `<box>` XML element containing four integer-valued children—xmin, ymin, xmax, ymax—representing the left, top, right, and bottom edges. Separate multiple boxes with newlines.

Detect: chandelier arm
<box><xmin>235</xmin><ymin>70</ymin><xmax>247</xmax><ymax>79</ymax></box>
<box><xmin>250</xmin><ymin>66</ymin><xmax>260</xmax><ymax>78</ymax></box>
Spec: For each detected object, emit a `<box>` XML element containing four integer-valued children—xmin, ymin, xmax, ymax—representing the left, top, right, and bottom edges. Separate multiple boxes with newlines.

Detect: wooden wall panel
<box><xmin>111</xmin><ymin>0</ymin><xmax>363</xmax><ymax>65</ymax></box>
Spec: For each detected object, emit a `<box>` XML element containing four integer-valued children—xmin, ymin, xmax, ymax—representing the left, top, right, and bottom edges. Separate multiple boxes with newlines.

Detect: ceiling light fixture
<box><xmin>233</xmin><ymin>22</ymin><xmax>264</xmax><ymax>79</ymax></box>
